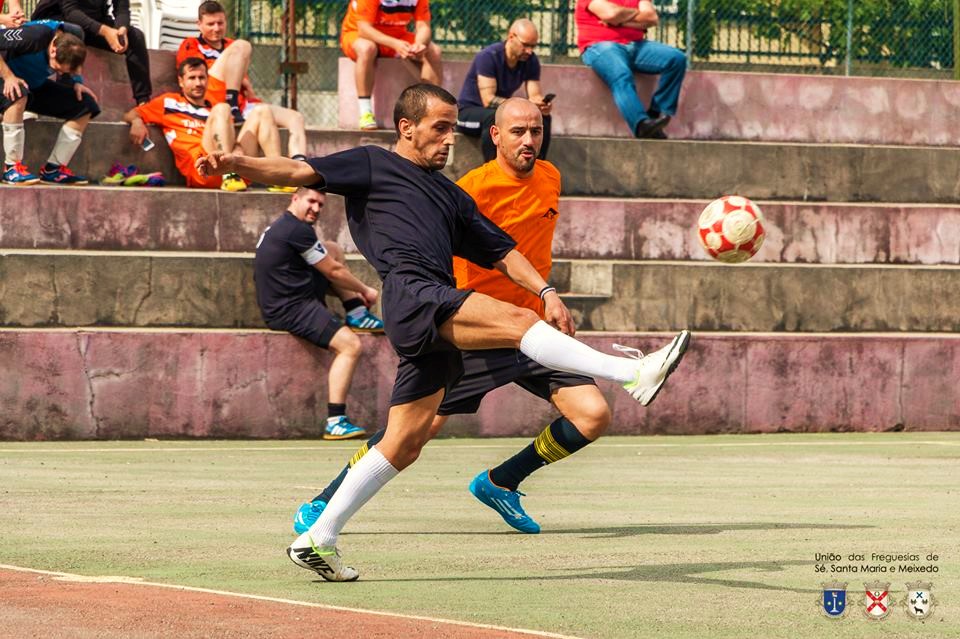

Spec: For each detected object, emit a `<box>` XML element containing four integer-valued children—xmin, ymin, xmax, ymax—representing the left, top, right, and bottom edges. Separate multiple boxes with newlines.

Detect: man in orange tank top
<box><xmin>291</xmin><ymin>98</ymin><xmax>619</xmax><ymax>536</ymax></box>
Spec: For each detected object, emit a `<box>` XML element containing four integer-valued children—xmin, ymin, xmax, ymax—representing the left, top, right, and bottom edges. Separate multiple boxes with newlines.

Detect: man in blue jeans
<box><xmin>575</xmin><ymin>0</ymin><xmax>686</xmax><ymax>139</ymax></box>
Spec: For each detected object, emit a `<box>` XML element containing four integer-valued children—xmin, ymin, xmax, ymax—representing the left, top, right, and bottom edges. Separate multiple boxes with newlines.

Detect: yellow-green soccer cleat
<box><xmin>286</xmin><ymin>533</ymin><xmax>359</xmax><ymax>582</ymax></box>
<box><xmin>220</xmin><ymin>173</ymin><xmax>248</xmax><ymax>192</ymax></box>
<box><xmin>358</xmin><ymin>112</ymin><xmax>378</xmax><ymax>130</ymax></box>
<box><xmin>619</xmin><ymin>330</ymin><xmax>691</xmax><ymax>406</ymax></box>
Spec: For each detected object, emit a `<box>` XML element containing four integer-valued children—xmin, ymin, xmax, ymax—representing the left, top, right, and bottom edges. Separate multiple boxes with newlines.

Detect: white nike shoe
<box><xmin>286</xmin><ymin>533</ymin><xmax>359</xmax><ymax>582</ymax></box>
<box><xmin>617</xmin><ymin>330</ymin><xmax>691</xmax><ymax>406</ymax></box>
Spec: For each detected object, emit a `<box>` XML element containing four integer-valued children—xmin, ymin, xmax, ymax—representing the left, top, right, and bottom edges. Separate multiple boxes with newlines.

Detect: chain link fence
<box><xmin>234</xmin><ymin>0</ymin><xmax>957</xmax><ymax>127</ymax></box>
<box><xmin>14</xmin><ymin>0</ymin><xmax>958</xmax><ymax>126</ymax></box>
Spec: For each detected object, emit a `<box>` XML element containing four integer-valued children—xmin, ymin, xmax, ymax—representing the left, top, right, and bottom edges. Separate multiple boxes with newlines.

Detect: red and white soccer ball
<box><xmin>697</xmin><ymin>195</ymin><xmax>766</xmax><ymax>263</ymax></box>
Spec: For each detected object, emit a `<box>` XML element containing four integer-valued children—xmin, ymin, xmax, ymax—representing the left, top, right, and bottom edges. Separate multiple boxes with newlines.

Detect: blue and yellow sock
<box><xmin>488</xmin><ymin>417</ymin><xmax>592</xmax><ymax>491</ymax></box>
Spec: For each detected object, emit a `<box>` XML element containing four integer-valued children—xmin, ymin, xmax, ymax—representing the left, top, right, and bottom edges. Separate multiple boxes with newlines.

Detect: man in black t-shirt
<box><xmin>255</xmin><ymin>187</ymin><xmax>384</xmax><ymax>441</ymax></box>
<box><xmin>457</xmin><ymin>19</ymin><xmax>553</xmax><ymax>161</ymax></box>
<box><xmin>196</xmin><ymin>83</ymin><xmax>690</xmax><ymax>582</ymax></box>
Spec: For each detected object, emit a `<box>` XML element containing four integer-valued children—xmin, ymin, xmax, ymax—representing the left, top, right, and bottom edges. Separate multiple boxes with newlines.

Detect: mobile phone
<box><xmin>543</xmin><ymin>93</ymin><xmax>556</xmax><ymax>103</ymax></box>
<box><xmin>141</xmin><ymin>137</ymin><xmax>155</xmax><ymax>152</ymax></box>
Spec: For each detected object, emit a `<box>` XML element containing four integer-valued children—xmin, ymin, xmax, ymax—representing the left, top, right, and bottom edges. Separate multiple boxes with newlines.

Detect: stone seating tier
<box><xmin>9</xmin><ymin>124</ymin><xmax>960</xmax><ymax>202</ymax></box>
<box><xmin>1</xmin><ymin>329</ymin><xmax>956</xmax><ymax>440</ymax></box>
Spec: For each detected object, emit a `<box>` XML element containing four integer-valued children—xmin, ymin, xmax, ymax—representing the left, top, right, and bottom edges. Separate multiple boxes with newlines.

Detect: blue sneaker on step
<box><xmin>323</xmin><ymin>416</ymin><xmax>367</xmax><ymax>441</ymax></box>
<box><xmin>293</xmin><ymin>500</ymin><xmax>327</xmax><ymax>534</ymax></box>
<box><xmin>468</xmin><ymin>470</ymin><xmax>540</xmax><ymax>534</ymax></box>
<box><xmin>345</xmin><ymin>309</ymin><xmax>384</xmax><ymax>333</ymax></box>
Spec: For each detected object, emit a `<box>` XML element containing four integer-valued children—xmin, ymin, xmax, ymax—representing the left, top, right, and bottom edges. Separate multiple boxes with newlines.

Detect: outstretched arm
<box><xmin>195</xmin><ymin>152</ymin><xmax>319</xmax><ymax>186</ymax></box>
<box><xmin>494</xmin><ymin>249</ymin><xmax>575</xmax><ymax>335</ymax></box>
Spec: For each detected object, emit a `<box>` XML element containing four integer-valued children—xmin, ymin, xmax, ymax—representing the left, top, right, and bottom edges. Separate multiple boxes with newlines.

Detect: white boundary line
<box><xmin>0</xmin><ymin>439</ymin><xmax>958</xmax><ymax>453</ymax></box>
<box><xmin>0</xmin><ymin>563</ymin><xmax>583</xmax><ymax>639</ymax></box>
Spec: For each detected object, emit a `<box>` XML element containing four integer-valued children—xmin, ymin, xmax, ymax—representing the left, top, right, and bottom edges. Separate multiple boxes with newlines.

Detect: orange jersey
<box><xmin>136</xmin><ymin>93</ymin><xmax>212</xmax><ymax>187</ymax></box>
<box><xmin>341</xmin><ymin>0</ymin><xmax>430</xmax><ymax>39</ymax></box>
<box><xmin>454</xmin><ymin>159</ymin><xmax>561</xmax><ymax>316</ymax></box>
<box><xmin>176</xmin><ymin>36</ymin><xmax>235</xmax><ymax>69</ymax></box>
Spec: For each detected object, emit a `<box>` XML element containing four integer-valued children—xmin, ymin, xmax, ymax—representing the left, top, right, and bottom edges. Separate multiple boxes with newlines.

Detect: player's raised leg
<box><xmin>441</xmin><ymin>291</ymin><xmax>690</xmax><ymax>406</ymax></box>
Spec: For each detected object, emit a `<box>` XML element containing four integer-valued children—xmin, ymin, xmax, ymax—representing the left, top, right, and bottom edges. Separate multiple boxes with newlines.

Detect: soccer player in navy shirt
<box><xmin>255</xmin><ymin>187</ymin><xmax>384</xmax><ymax>441</ymax></box>
<box><xmin>457</xmin><ymin>19</ymin><xmax>553</xmax><ymax>161</ymax></box>
<box><xmin>196</xmin><ymin>83</ymin><xmax>690</xmax><ymax>582</ymax></box>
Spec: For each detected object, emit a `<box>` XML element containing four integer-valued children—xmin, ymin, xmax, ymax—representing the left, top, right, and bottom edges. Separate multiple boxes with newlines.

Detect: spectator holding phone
<box><xmin>31</xmin><ymin>0</ymin><xmax>152</xmax><ymax>106</ymax></box>
<box><xmin>457</xmin><ymin>19</ymin><xmax>553</xmax><ymax>162</ymax></box>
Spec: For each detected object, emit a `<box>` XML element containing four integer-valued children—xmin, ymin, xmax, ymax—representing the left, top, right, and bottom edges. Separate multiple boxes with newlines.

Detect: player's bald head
<box><xmin>494</xmin><ymin>97</ymin><xmax>542</xmax><ymax>129</ymax></box>
<box><xmin>508</xmin><ymin>18</ymin><xmax>538</xmax><ymax>41</ymax></box>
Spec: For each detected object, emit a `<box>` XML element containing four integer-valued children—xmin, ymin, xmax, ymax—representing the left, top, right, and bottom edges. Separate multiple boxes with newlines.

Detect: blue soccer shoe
<box><xmin>293</xmin><ymin>499</ymin><xmax>327</xmax><ymax>534</ymax></box>
<box><xmin>345</xmin><ymin>309</ymin><xmax>384</xmax><ymax>333</ymax></box>
<box><xmin>468</xmin><ymin>470</ymin><xmax>540</xmax><ymax>534</ymax></box>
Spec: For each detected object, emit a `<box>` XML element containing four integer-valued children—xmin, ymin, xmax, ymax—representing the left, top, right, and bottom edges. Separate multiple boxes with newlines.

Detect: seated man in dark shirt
<box><xmin>457</xmin><ymin>18</ymin><xmax>553</xmax><ymax>161</ymax></box>
<box><xmin>32</xmin><ymin>0</ymin><xmax>152</xmax><ymax>106</ymax></box>
<box><xmin>1</xmin><ymin>21</ymin><xmax>99</xmax><ymax>185</ymax></box>
<box><xmin>256</xmin><ymin>187</ymin><xmax>384</xmax><ymax>441</ymax></box>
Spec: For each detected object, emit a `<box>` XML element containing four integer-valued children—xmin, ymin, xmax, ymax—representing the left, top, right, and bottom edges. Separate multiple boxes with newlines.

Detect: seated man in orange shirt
<box><xmin>177</xmin><ymin>0</ymin><xmax>307</xmax><ymax>160</ymax></box>
<box><xmin>341</xmin><ymin>0</ymin><xmax>442</xmax><ymax>130</ymax></box>
<box><xmin>123</xmin><ymin>57</ymin><xmax>286</xmax><ymax>192</ymax></box>
<box><xmin>290</xmin><ymin>98</ymin><xmax>614</xmax><ymax>535</ymax></box>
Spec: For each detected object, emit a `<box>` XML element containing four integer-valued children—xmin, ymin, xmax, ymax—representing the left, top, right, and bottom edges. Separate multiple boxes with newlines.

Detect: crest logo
<box><xmin>817</xmin><ymin>582</ymin><xmax>848</xmax><ymax>618</ymax></box>
<box><xmin>902</xmin><ymin>582</ymin><xmax>937</xmax><ymax>620</ymax></box>
<box><xmin>862</xmin><ymin>582</ymin><xmax>895</xmax><ymax>620</ymax></box>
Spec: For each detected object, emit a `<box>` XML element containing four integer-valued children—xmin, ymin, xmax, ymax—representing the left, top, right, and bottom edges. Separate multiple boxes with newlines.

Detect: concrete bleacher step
<box><xmin>2</xmin><ymin>328</ymin><xmax>956</xmax><ymax>440</ymax></box>
<box><xmin>8</xmin><ymin>123</ymin><xmax>960</xmax><ymax>202</ymax></box>
<box><xmin>340</xmin><ymin>57</ymin><xmax>960</xmax><ymax>146</ymax></box>
<box><xmin>4</xmin><ymin>187</ymin><xmax>958</xmax><ymax>265</ymax></box>
<box><xmin>83</xmin><ymin>48</ymin><xmax>178</xmax><ymax>121</ymax></box>
<box><xmin>3</xmin><ymin>250</ymin><xmax>958</xmax><ymax>332</ymax></box>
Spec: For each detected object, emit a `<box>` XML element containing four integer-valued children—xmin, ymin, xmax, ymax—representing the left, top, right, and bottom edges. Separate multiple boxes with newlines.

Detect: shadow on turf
<box><xmin>348</xmin><ymin>521</ymin><xmax>871</xmax><ymax>539</ymax></box>
<box><xmin>363</xmin><ymin>559</ymin><xmax>820</xmax><ymax>593</ymax></box>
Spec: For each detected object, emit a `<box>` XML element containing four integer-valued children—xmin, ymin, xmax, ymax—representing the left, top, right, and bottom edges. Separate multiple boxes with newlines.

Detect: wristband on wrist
<box><xmin>538</xmin><ymin>286</ymin><xmax>557</xmax><ymax>300</ymax></box>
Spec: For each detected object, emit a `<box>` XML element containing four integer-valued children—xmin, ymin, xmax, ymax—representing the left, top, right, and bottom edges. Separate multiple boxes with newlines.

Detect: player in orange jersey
<box><xmin>177</xmin><ymin>0</ymin><xmax>306</xmax><ymax>161</ymax></box>
<box><xmin>290</xmin><ymin>98</ymin><xmax>616</xmax><ymax>535</ymax></box>
<box><xmin>341</xmin><ymin>0</ymin><xmax>442</xmax><ymax>130</ymax></box>
<box><xmin>123</xmin><ymin>57</ymin><xmax>287</xmax><ymax>191</ymax></box>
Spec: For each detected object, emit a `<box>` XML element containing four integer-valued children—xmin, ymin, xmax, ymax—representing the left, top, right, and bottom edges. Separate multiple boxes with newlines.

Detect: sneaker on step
<box><xmin>267</xmin><ymin>184</ymin><xmax>297</xmax><ymax>193</ymax></box>
<box><xmin>618</xmin><ymin>330</ymin><xmax>691</xmax><ymax>406</ymax></box>
<box><xmin>40</xmin><ymin>164</ymin><xmax>88</xmax><ymax>185</ymax></box>
<box><xmin>323</xmin><ymin>416</ymin><xmax>367</xmax><ymax>441</ymax></box>
<box><xmin>293</xmin><ymin>500</ymin><xmax>327</xmax><ymax>534</ymax></box>
<box><xmin>3</xmin><ymin>161</ymin><xmax>40</xmax><ymax>185</ymax></box>
<box><xmin>358</xmin><ymin>112</ymin><xmax>377</xmax><ymax>130</ymax></box>
<box><xmin>286</xmin><ymin>534</ymin><xmax>359</xmax><ymax>582</ymax></box>
<box><xmin>100</xmin><ymin>163</ymin><xmax>137</xmax><ymax>185</ymax></box>
<box><xmin>220</xmin><ymin>173</ymin><xmax>247</xmax><ymax>192</ymax></box>
<box><xmin>345</xmin><ymin>309</ymin><xmax>384</xmax><ymax>333</ymax></box>
<box><xmin>468</xmin><ymin>470</ymin><xmax>540</xmax><ymax>534</ymax></box>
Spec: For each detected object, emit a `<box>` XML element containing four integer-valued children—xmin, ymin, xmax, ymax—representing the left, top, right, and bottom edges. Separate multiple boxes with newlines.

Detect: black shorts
<box><xmin>438</xmin><ymin>349</ymin><xmax>596</xmax><ymax>415</ymax></box>
<box><xmin>383</xmin><ymin>271</ymin><xmax>472</xmax><ymax>406</ymax></box>
<box><xmin>0</xmin><ymin>79</ymin><xmax>101</xmax><ymax>121</ymax></box>
<box><xmin>266</xmin><ymin>299</ymin><xmax>342</xmax><ymax>349</ymax></box>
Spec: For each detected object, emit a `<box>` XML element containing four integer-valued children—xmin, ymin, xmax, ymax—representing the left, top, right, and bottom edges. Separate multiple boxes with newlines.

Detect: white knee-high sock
<box><xmin>47</xmin><ymin>124</ymin><xmax>83</xmax><ymax>167</ymax></box>
<box><xmin>519</xmin><ymin>320</ymin><xmax>637</xmax><ymax>383</ymax></box>
<box><xmin>3</xmin><ymin>123</ymin><xmax>25</xmax><ymax>164</ymax></box>
<box><xmin>308</xmin><ymin>446</ymin><xmax>398</xmax><ymax>547</ymax></box>
<box><xmin>357</xmin><ymin>97</ymin><xmax>373</xmax><ymax>115</ymax></box>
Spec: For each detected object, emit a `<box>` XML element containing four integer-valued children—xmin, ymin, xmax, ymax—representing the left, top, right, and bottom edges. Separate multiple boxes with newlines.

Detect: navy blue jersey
<box><xmin>306</xmin><ymin>146</ymin><xmax>516</xmax><ymax>284</ymax></box>
<box><xmin>1</xmin><ymin>21</ymin><xmax>82</xmax><ymax>89</ymax></box>
<box><xmin>458</xmin><ymin>42</ymin><xmax>541</xmax><ymax>109</ymax></box>
<box><xmin>254</xmin><ymin>211</ymin><xmax>330</xmax><ymax>322</ymax></box>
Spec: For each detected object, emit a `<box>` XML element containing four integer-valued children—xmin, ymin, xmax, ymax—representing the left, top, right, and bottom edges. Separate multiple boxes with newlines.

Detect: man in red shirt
<box><xmin>340</xmin><ymin>0</ymin><xmax>442</xmax><ymax>130</ymax></box>
<box><xmin>177</xmin><ymin>0</ymin><xmax>307</xmax><ymax>161</ymax></box>
<box><xmin>576</xmin><ymin>0</ymin><xmax>686</xmax><ymax>138</ymax></box>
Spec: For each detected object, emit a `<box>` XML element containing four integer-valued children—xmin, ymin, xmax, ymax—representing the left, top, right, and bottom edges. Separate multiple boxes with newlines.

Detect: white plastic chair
<box><xmin>129</xmin><ymin>0</ymin><xmax>199</xmax><ymax>51</ymax></box>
